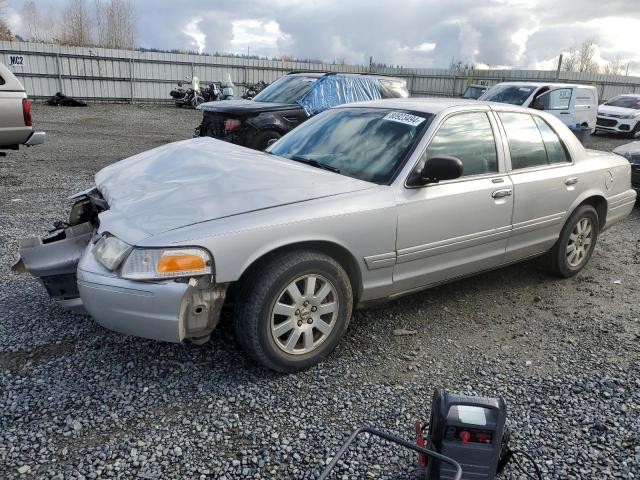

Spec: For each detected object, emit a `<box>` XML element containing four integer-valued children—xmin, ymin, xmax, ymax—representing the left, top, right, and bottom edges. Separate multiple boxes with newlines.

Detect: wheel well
<box><xmin>580</xmin><ymin>195</ymin><xmax>607</xmax><ymax>230</ymax></box>
<box><xmin>236</xmin><ymin>241</ymin><xmax>362</xmax><ymax>303</ymax></box>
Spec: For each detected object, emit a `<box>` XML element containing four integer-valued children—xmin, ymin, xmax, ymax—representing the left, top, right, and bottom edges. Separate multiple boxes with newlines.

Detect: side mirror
<box><xmin>421</xmin><ymin>156</ymin><xmax>463</xmax><ymax>184</ymax></box>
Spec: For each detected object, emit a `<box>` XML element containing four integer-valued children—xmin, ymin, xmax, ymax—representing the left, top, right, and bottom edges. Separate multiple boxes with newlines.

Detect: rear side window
<box><xmin>532</xmin><ymin>117</ymin><xmax>570</xmax><ymax>163</ymax></box>
<box><xmin>425</xmin><ymin>112</ymin><xmax>498</xmax><ymax>176</ymax></box>
<box><xmin>498</xmin><ymin>112</ymin><xmax>548</xmax><ymax>169</ymax></box>
<box><xmin>500</xmin><ymin>112</ymin><xmax>571</xmax><ymax>169</ymax></box>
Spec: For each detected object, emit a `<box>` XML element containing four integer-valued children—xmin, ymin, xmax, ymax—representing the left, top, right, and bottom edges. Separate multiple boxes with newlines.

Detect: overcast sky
<box><xmin>5</xmin><ymin>0</ymin><xmax>640</xmax><ymax>74</ymax></box>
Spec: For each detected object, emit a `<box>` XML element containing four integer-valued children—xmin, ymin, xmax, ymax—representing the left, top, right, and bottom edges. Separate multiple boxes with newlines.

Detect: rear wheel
<box><xmin>251</xmin><ymin>129</ymin><xmax>281</xmax><ymax>151</ymax></box>
<box><xmin>234</xmin><ymin>250</ymin><xmax>353</xmax><ymax>372</ymax></box>
<box><xmin>548</xmin><ymin>205</ymin><xmax>599</xmax><ymax>277</ymax></box>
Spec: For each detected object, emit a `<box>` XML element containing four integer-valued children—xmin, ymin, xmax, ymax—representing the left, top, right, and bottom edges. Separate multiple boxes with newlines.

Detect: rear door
<box><xmin>495</xmin><ymin>111</ymin><xmax>584</xmax><ymax>262</ymax></box>
<box><xmin>0</xmin><ymin>65</ymin><xmax>30</xmax><ymax>148</ymax></box>
<box><xmin>574</xmin><ymin>87</ymin><xmax>597</xmax><ymax>131</ymax></box>
<box><xmin>393</xmin><ymin>110</ymin><xmax>514</xmax><ymax>292</ymax></box>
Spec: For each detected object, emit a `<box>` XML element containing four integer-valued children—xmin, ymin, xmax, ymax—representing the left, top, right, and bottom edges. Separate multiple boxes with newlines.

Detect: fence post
<box><xmin>55</xmin><ymin>52</ymin><xmax>63</xmax><ymax>93</ymax></box>
<box><xmin>129</xmin><ymin>58</ymin><xmax>135</xmax><ymax>103</ymax></box>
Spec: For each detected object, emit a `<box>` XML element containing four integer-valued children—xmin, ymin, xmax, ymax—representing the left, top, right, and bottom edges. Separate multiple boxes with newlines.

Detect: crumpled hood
<box><xmin>95</xmin><ymin>137</ymin><xmax>373</xmax><ymax>238</ymax></box>
<box><xmin>597</xmin><ymin>105</ymin><xmax>640</xmax><ymax>117</ymax></box>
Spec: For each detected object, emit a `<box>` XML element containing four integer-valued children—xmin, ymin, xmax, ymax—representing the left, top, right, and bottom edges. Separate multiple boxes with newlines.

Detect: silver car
<box><xmin>0</xmin><ymin>63</ymin><xmax>45</xmax><ymax>151</ymax></box>
<box><xmin>15</xmin><ymin>98</ymin><xmax>637</xmax><ymax>372</ymax></box>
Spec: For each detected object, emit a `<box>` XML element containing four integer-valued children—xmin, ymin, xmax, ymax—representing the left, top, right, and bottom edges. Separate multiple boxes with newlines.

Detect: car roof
<box><xmin>338</xmin><ymin>97</ymin><xmax>534</xmax><ymax>115</ymax></box>
<box><xmin>490</xmin><ymin>81</ymin><xmax>596</xmax><ymax>89</ymax></box>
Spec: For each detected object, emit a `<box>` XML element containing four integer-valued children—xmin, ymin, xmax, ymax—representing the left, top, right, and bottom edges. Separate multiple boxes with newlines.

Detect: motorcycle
<box><xmin>170</xmin><ymin>76</ymin><xmax>205</xmax><ymax>108</ymax></box>
<box><xmin>169</xmin><ymin>75</ymin><xmax>235</xmax><ymax>108</ymax></box>
<box><xmin>242</xmin><ymin>80</ymin><xmax>268</xmax><ymax>99</ymax></box>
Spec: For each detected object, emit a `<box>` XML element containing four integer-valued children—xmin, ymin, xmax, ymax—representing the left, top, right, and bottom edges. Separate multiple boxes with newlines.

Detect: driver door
<box><xmin>393</xmin><ymin>110</ymin><xmax>514</xmax><ymax>292</ymax></box>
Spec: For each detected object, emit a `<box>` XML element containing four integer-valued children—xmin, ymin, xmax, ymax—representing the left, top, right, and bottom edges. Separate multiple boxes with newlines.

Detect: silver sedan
<box><xmin>15</xmin><ymin>98</ymin><xmax>637</xmax><ymax>372</ymax></box>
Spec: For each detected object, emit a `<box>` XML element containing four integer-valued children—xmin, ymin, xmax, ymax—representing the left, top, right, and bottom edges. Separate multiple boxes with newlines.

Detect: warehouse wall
<box><xmin>2</xmin><ymin>41</ymin><xmax>639</xmax><ymax>102</ymax></box>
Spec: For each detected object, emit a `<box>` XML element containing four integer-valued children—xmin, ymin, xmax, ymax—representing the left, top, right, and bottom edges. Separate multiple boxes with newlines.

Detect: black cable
<box><xmin>509</xmin><ymin>448</ymin><xmax>543</xmax><ymax>480</ymax></box>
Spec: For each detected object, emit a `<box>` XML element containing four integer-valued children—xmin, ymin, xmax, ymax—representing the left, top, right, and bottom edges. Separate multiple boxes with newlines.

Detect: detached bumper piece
<box><xmin>25</xmin><ymin>131</ymin><xmax>46</xmax><ymax>146</ymax></box>
<box><xmin>13</xmin><ymin>222</ymin><xmax>94</xmax><ymax>313</ymax></box>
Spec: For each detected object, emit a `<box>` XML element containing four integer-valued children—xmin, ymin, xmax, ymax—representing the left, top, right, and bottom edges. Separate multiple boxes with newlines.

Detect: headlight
<box><xmin>120</xmin><ymin>247</ymin><xmax>212</xmax><ymax>280</ymax></box>
<box><xmin>92</xmin><ymin>234</ymin><xmax>132</xmax><ymax>270</ymax></box>
<box><xmin>619</xmin><ymin>114</ymin><xmax>634</xmax><ymax>119</ymax></box>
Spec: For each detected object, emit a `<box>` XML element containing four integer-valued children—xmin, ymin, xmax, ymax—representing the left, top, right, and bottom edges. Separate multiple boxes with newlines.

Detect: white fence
<box><xmin>2</xmin><ymin>40</ymin><xmax>640</xmax><ymax>102</ymax></box>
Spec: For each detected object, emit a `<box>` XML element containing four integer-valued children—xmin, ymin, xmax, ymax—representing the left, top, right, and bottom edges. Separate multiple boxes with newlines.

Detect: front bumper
<box><xmin>17</xmin><ymin>221</ymin><xmax>227</xmax><ymax>344</ymax></box>
<box><xmin>77</xmin><ymin>249</ymin><xmax>227</xmax><ymax>343</ymax></box>
<box><xmin>77</xmin><ymin>253</ymin><xmax>191</xmax><ymax>342</ymax></box>
<box><xmin>595</xmin><ymin>116</ymin><xmax>638</xmax><ymax>134</ymax></box>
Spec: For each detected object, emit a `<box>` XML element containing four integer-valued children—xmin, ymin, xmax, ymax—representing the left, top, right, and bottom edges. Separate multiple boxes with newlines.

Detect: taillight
<box><xmin>224</xmin><ymin>118</ymin><xmax>241</xmax><ymax>133</ymax></box>
<box><xmin>22</xmin><ymin>98</ymin><xmax>32</xmax><ymax>127</ymax></box>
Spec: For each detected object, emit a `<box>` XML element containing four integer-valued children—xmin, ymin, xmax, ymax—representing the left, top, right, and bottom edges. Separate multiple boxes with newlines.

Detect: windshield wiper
<box><xmin>287</xmin><ymin>156</ymin><xmax>341</xmax><ymax>174</ymax></box>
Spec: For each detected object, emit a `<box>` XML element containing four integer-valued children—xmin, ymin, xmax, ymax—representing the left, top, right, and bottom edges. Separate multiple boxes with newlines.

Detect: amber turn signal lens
<box><xmin>157</xmin><ymin>253</ymin><xmax>206</xmax><ymax>273</ymax></box>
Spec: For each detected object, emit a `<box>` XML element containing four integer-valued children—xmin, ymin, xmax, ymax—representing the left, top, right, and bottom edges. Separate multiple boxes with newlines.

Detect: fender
<box><xmin>563</xmin><ymin>187</ymin><xmax>607</xmax><ymax>227</ymax></box>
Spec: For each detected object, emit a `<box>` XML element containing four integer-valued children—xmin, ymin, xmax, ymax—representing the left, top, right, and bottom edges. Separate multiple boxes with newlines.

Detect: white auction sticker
<box><xmin>383</xmin><ymin>111</ymin><xmax>425</xmax><ymax>126</ymax></box>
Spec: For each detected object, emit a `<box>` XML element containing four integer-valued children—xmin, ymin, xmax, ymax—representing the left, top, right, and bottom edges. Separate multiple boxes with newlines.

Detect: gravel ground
<box><xmin>1</xmin><ymin>104</ymin><xmax>639</xmax><ymax>480</ymax></box>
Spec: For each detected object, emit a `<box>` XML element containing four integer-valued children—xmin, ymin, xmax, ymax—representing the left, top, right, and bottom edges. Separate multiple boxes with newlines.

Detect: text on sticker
<box><xmin>383</xmin><ymin>112</ymin><xmax>425</xmax><ymax>127</ymax></box>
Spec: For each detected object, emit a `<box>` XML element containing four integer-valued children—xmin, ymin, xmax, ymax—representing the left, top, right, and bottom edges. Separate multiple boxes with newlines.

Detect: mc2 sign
<box><xmin>8</xmin><ymin>55</ymin><xmax>25</xmax><ymax>67</ymax></box>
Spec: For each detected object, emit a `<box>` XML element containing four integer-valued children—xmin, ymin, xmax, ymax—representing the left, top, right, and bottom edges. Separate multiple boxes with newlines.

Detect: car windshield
<box><xmin>604</xmin><ymin>96</ymin><xmax>640</xmax><ymax>110</ymax></box>
<box><xmin>480</xmin><ymin>85</ymin><xmax>536</xmax><ymax>105</ymax></box>
<box><xmin>267</xmin><ymin>107</ymin><xmax>432</xmax><ymax>184</ymax></box>
<box><xmin>253</xmin><ymin>75</ymin><xmax>318</xmax><ymax>104</ymax></box>
<box><xmin>462</xmin><ymin>86</ymin><xmax>486</xmax><ymax>99</ymax></box>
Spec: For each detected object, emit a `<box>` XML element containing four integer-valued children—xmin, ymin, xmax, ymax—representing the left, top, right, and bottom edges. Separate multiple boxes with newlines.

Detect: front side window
<box><xmin>253</xmin><ymin>75</ymin><xmax>318</xmax><ymax>104</ymax></box>
<box><xmin>534</xmin><ymin>88</ymin><xmax>572</xmax><ymax>110</ymax></box>
<box><xmin>268</xmin><ymin>108</ymin><xmax>432</xmax><ymax>184</ymax></box>
<box><xmin>498</xmin><ymin>112</ymin><xmax>548</xmax><ymax>169</ymax></box>
<box><xmin>423</xmin><ymin>112</ymin><xmax>498</xmax><ymax>176</ymax></box>
<box><xmin>480</xmin><ymin>85</ymin><xmax>536</xmax><ymax>105</ymax></box>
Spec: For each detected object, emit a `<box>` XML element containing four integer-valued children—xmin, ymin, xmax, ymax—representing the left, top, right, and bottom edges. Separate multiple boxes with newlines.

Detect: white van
<box><xmin>479</xmin><ymin>82</ymin><xmax>598</xmax><ymax>132</ymax></box>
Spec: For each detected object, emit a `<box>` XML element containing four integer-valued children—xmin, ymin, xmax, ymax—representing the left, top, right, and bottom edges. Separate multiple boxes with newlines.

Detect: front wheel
<box><xmin>548</xmin><ymin>204</ymin><xmax>599</xmax><ymax>277</ymax></box>
<box><xmin>234</xmin><ymin>250</ymin><xmax>353</xmax><ymax>372</ymax></box>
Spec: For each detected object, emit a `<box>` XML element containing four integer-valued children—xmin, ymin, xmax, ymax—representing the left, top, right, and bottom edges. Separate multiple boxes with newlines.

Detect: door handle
<box><xmin>565</xmin><ymin>177</ymin><xmax>578</xmax><ymax>186</ymax></box>
<box><xmin>491</xmin><ymin>188</ymin><xmax>513</xmax><ymax>199</ymax></box>
<box><xmin>560</xmin><ymin>112</ymin><xmax>570</xmax><ymax>115</ymax></box>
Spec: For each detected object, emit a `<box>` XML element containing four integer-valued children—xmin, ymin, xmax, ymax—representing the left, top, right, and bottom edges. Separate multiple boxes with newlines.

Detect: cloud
<box><xmin>183</xmin><ymin>18</ymin><xmax>206</xmax><ymax>53</ymax></box>
<box><xmin>5</xmin><ymin>0</ymin><xmax>640</xmax><ymax>75</ymax></box>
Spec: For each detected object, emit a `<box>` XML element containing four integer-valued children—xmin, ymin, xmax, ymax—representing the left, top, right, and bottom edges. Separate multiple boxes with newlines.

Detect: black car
<box><xmin>613</xmin><ymin>141</ymin><xmax>640</xmax><ymax>192</ymax></box>
<box><xmin>194</xmin><ymin>72</ymin><xmax>409</xmax><ymax>150</ymax></box>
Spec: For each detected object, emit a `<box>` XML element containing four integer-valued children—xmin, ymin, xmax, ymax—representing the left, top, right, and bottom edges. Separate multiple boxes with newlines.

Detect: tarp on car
<box><xmin>297</xmin><ymin>75</ymin><xmax>384</xmax><ymax>116</ymax></box>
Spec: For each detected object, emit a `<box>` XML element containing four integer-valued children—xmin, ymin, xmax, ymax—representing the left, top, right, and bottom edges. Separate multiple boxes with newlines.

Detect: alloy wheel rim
<box><xmin>270</xmin><ymin>274</ymin><xmax>339</xmax><ymax>355</ymax></box>
<box><xmin>566</xmin><ymin>217</ymin><xmax>593</xmax><ymax>267</ymax></box>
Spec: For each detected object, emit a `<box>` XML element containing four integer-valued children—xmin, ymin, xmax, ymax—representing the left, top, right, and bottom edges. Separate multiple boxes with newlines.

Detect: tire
<box><xmin>251</xmin><ymin>129</ymin><xmax>282</xmax><ymax>151</ymax></box>
<box><xmin>234</xmin><ymin>250</ymin><xmax>353</xmax><ymax>373</ymax></box>
<box><xmin>191</xmin><ymin>95</ymin><xmax>204</xmax><ymax>108</ymax></box>
<box><xmin>548</xmin><ymin>204</ymin><xmax>599</xmax><ymax>278</ymax></box>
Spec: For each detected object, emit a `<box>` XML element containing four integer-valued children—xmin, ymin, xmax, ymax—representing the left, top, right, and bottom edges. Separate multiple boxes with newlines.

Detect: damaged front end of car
<box><xmin>12</xmin><ymin>187</ymin><xmax>106</xmax><ymax>313</ymax></box>
<box><xmin>12</xmin><ymin>187</ymin><xmax>228</xmax><ymax>345</ymax></box>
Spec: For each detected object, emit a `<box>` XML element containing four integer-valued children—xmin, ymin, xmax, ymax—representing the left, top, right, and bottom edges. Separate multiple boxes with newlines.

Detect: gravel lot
<box><xmin>1</xmin><ymin>104</ymin><xmax>639</xmax><ymax>480</ymax></box>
